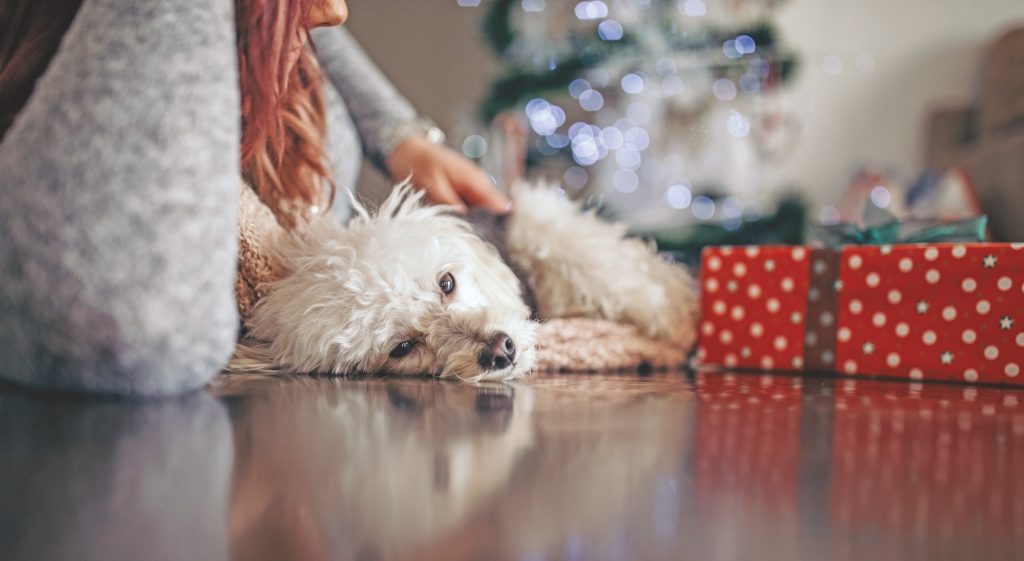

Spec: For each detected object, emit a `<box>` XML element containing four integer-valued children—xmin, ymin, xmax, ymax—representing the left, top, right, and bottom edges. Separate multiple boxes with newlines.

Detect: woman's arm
<box><xmin>310</xmin><ymin>26</ymin><xmax>419</xmax><ymax>171</ymax></box>
<box><xmin>0</xmin><ymin>0</ymin><xmax>242</xmax><ymax>396</ymax></box>
<box><xmin>311</xmin><ymin>26</ymin><xmax>510</xmax><ymax>213</ymax></box>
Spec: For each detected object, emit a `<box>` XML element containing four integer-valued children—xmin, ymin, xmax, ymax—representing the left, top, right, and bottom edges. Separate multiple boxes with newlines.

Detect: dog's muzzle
<box><xmin>478</xmin><ymin>332</ymin><xmax>517</xmax><ymax>370</ymax></box>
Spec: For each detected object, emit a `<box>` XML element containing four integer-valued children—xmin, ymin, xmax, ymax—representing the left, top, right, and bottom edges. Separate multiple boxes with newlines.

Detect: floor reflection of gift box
<box><xmin>692</xmin><ymin>373</ymin><xmax>803</xmax><ymax>518</ymax></box>
<box><xmin>829</xmin><ymin>380</ymin><xmax>1024</xmax><ymax>552</ymax></box>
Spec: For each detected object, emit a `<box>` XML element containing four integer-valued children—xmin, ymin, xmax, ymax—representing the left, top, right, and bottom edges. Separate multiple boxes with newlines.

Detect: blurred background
<box><xmin>348</xmin><ymin>0</ymin><xmax>1024</xmax><ymax>249</ymax></box>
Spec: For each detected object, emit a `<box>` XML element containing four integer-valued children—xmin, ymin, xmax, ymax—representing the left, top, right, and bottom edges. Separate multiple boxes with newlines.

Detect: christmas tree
<box><xmin>467</xmin><ymin>0</ymin><xmax>802</xmax><ymax>241</ymax></box>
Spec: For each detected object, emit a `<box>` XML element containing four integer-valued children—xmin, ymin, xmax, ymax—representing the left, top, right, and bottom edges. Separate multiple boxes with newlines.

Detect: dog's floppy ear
<box><xmin>246</xmin><ymin>218</ymin><xmax>385</xmax><ymax>375</ymax></box>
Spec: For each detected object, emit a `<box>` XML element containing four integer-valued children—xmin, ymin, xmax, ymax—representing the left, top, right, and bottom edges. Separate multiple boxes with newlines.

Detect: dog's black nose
<box><xmin>478</xmin><ymin>332</ymin><xmax>516</xmax><ymax>370</ymax></box>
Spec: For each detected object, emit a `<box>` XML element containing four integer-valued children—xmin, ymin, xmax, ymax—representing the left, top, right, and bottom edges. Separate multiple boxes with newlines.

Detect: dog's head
<box><xmin>248</xmin><ymin>186</ymin><xmax>537</xmax><ymax>381</ymax></box>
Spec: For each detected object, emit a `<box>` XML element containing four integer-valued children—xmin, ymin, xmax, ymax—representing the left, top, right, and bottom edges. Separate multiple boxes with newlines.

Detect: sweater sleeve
<box><xmin>0</xmin><ymin>0</ymin><xmax>242</xmax><ymax>396</ymax></box>
<box><xmin>310</xmin><ymin>26</ymin><xmax>422</xmax><ymax>172</ymax></box>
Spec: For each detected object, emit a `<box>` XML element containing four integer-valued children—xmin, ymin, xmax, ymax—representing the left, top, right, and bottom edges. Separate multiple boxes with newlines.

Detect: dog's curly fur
<box><xmin>235</xmin><ymin>183</ymin><xmax>697</xmax><ymax>381</ymax></box>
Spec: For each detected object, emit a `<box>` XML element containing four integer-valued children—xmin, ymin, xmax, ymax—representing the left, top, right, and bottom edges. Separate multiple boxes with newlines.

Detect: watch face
<box><xmin>425</xmin><ymin>126</ymin><xmax>446</xmax><ymax>144</ymax></box>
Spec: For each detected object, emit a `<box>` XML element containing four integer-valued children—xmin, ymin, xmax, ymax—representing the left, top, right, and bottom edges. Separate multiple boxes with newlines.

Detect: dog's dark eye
<box><xmin>438</xmin><ymin>272</ymin><xmax>456</xmax><ymax>295</ymax></box>
<box><xmin>389</xmin><ymin>340</ymin><xmax>417</xmax><ymax>359</ymax></box>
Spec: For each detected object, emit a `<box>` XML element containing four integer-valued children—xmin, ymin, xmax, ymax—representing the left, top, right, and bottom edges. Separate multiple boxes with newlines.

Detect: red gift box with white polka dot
<box><xmin>697</xmin><ymin>243</ymin><xmax>1024</xmax><ymax>385</ymax></box>
<box><xmin>835</xmin><ymin>243</ymin><xmax>1024</xmax><ymax>384</ymax></box>
<box><xmin>698</xmin><ymin>246</ymin><xmax>813</xmax><ymax>372</ymax></box>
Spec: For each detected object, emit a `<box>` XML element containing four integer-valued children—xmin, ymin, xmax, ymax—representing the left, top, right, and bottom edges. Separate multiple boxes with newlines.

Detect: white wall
<box><xmin>768</xmin><ymin>0</ymin><xmax>1024</xmax><ymax>212</ymax></box>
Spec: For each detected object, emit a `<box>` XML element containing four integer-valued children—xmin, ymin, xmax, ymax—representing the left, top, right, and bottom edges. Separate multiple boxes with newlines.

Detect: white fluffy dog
<box><xmin>238</xmin><ymin>183</ymin><xmax>696</xmax><ymax>381</ymax></box>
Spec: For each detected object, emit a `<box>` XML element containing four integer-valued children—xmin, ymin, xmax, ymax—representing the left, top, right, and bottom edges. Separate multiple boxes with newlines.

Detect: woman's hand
<box><xmin>385</xmin><ymin>136</ymin><xmax>511</xmax><ymax>214</ymax></box>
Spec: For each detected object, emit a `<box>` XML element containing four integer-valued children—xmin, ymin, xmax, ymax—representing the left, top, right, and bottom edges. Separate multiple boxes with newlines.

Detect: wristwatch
<box><xmin>393</xmin><ymin>116</ymin><xmax>446</xmax><ymax>146</ymax></box>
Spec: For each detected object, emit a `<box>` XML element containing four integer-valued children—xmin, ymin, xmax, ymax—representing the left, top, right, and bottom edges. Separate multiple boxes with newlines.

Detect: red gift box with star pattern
<box><xmin>697</xmin><ymin>243</ymin><xmax>1024</xmax><ymax>385</ymax></box>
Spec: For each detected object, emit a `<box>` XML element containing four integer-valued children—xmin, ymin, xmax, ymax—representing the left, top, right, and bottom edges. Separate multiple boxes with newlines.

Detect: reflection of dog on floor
<box><xmin>216</xmin><ymin>374</ymin><xmax>695</xmax><ymax>561</ymax></box>
<box><xmin>221</xmin><ymin>377</ymin><xmax>535</xmax><ymax>561</ymax></box>
<box><xmin>236</xmin><ymin>184</ymin><xmax>697</xmax><ymax>380</ymax></box>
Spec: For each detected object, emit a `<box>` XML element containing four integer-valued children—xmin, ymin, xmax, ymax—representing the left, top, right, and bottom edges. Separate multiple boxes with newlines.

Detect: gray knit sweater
<box><xmin>0</xmin><ymin>0</ymin><xmax>418</xmax><ymax>396</ymax></box>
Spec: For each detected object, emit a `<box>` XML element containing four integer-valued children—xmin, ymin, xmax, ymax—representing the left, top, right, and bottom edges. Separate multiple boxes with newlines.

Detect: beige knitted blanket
<box><xmin>236</xmin><ymin>185</ymin><xmax>689</xmax><ymax>372</ymax></box>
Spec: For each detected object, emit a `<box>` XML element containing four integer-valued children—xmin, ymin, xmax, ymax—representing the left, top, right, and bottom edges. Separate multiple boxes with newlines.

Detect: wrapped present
<box><xmin>834</xmin><ymin>243</ymin><xmax>1024</xmax><ymax>383</ymax></box>
<box><xmin>697</xmin><ymin>245</ymin><xmax>816</xmax><ymax>372</ymax></box>
<box><xmin>698</xmin><ymin>242</ymin><xmax>1024</xmax><ymax>384</ymax></box>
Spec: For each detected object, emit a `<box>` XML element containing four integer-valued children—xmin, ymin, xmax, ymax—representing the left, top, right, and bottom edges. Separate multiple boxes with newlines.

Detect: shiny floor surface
<box><xmin>2</xmin><ymin>371</ymin><xmax>1023</xmax><ymax>561</ymax></box>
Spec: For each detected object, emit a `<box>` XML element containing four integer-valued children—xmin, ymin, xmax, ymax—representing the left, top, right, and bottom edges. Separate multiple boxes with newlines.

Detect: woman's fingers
<box><xmin>420</xmin><ymin>174</ymin><xmax>468</xmax><ymax>213</ymax></box>
<box><xmin>448</xmin><ymin>158</ymin><xmax>511</xmax><ymax>214</ymax></box>
<box><xmin>386</xmin><ymin>136</ymin><xmax>511</xmax><ymax>214</ymax></box>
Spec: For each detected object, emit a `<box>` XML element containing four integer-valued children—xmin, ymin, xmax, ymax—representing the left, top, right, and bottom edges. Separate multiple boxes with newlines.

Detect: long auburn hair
<box><xmin>0</xmin><ymin>0</ymin><xmax>332</xmax><ymax>227</ymax></box>
<box><xmin>0</xmin><ymin>0</ymin><xmax>82</xmax><ymax>137</ymax></box>
<box><xmin>236</xmin><ymin>0</ymin><xmax>333</xmax><ymax>226</ymax></box>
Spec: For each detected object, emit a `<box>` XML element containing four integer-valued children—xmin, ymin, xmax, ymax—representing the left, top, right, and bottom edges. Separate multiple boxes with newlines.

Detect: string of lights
<box><xmin>460</xmin><ymin>0</ymin><xmax>803</xmax><ymax>239</ymax></box>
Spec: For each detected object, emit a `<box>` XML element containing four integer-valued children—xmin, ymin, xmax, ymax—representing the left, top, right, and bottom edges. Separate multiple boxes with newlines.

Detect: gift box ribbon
<box><xmin>812</xmin><ymin>216</ymin><xmax>988</xmax><ymax>248</ymax></box>
<box><xmin>802</xmin><ymin>249</ymin><xmax>842</xmax><ymax>371</ymax></box>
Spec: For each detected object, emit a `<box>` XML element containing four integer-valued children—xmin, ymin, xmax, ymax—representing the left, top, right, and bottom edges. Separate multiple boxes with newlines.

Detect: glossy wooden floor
<box><xmin>2</xmin><ymin>370</ymin><xmax>1023</xmax><ymax>561</ymax></box>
